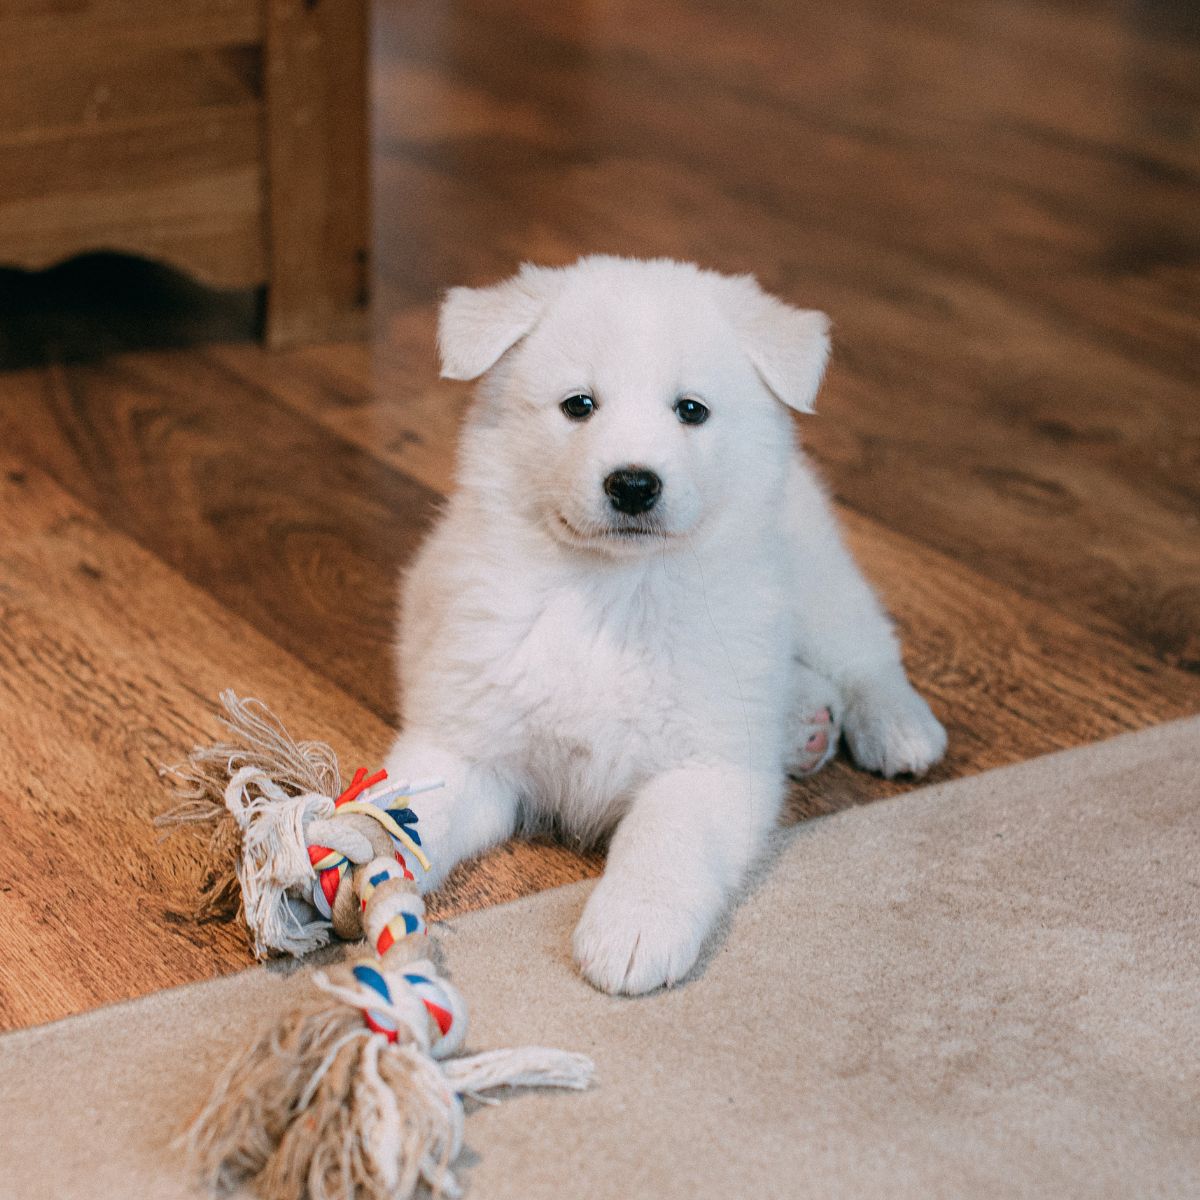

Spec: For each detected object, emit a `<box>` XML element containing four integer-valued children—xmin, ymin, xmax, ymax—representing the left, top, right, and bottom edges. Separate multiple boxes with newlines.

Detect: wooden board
<box><xmin>0</xmin><ymin>0</ymin><xmax>371</xmax><ymax>342</ymax></box>
<box><xmin>0</xmin><ymin>106</ymin><xmax>265</xmax><ymax>287</ymax></box>
<box><xmin>0</xmin><ymin>46</ymin><xmax>261</xmax><ymax>140</ymax></box>
<box><xmin>0</xmin><ymin>1</ymin><xmax>262</xmax><ymax>73</ymax></box>
<box><xmin>0</xmin><ymin>353</ymin><xmax>436</xmax><ymax>722</ymax></box>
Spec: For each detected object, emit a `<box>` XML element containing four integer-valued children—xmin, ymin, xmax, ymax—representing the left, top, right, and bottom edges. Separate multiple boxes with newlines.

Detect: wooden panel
<box><xmin>263</xmin><ymin>0</ymin><xmax>369</xmax><ymax>345</ymax></box>
<box><xmin>786</xmin><ymin>507</ymin><xmax>1200</xmax><ymax>817</ymax></box>
<box><xmin>0</xmin><ymin>46</ymin><xmax>262</xmax><ymax>138</ymax></box>
<box><xmin>0</xmin><ymin>105</ymin><xmax>265</xmax><ymax>287</ymax></box>
<box><xmin>0</xmin><ymin>457</ymin><xmax>596</xmax><ymax>1029</ymax></box>
<box><xmin>0</xmin><ymin>458</ymin><xmax>377</xmax><ymax>1027</ymax></box>
<box><xmin>0</xmin><ymin>1</ymin><xmax>262</xmax><ymax>73</ymax></box>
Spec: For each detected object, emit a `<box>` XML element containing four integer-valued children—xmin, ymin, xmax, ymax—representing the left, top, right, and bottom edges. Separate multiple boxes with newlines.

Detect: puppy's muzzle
<box><xmin>604</xmin><ymin>468</ymin><xmax>662</xmax><ymax>515</ymax></box>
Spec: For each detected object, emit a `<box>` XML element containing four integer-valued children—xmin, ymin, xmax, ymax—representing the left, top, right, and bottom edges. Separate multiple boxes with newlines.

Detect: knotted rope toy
<box><xmin>161</xmin><ymin>692</ymin><xmax>593</xmax><ymax>1200</ymax></box>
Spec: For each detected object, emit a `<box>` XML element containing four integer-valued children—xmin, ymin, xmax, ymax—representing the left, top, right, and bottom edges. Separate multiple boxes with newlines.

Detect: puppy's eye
<box><xmin>674</xmin><ymin>396</ymin><xmax>710</xmax><ymax>426</ymax></box>
<box><xmin>561</xmin><ymin>394</ymin><xmax>595</xmax><ymax>421</ymax></box>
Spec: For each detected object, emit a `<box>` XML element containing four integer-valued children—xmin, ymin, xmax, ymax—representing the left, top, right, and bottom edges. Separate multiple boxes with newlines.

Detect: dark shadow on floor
<box><xmin>0</xmin><ymin>253</ymin><xmax>261</xmax><ymax>370</ymax></box>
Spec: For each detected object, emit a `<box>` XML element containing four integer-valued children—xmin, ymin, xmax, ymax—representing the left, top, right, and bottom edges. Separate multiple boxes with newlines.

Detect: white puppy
<box><xmin>387</xmin><ymin>256</ymin><xmax>946</xmax><ymax>995</ymax></box>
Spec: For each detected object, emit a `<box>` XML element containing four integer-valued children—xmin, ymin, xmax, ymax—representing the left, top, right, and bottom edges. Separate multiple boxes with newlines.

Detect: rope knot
<box><xmin>305</xmin><ymin>766</ymin><xmax>437</xmax><ymax>920</ymax></box>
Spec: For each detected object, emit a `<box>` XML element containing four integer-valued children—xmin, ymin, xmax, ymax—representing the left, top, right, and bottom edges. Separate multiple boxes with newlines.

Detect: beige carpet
<box><xmin>2</xmin><ymin>718</ymin><xmax>1198</xmax><ymax>1200</ymax></box>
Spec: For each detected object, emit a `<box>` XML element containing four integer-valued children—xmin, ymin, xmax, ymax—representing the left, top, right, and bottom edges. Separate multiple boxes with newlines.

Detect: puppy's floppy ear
<box><xmin>720</xmin><ymin>276</ymin><xmax>831</xmax><ymax>414</ymax></box>
<box><xmin>438</xmin><ymin>264</ymin><xmax>558</xmax><ymax>380</ymax></box>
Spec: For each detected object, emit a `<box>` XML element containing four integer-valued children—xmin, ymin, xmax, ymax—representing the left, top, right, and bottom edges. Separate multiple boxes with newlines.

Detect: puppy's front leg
<box><xmin>384</xmin><ymin>732</ymin><xmax>520</xmax><ymax>893</ymax></box>
<box><xmin>572</xmin><ymin>765</ymin><xmax>781</xmax><ymax>995</ymax></box>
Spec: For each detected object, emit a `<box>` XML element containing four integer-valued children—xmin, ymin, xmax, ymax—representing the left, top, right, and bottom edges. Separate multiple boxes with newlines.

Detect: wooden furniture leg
<box><xmin>264</xmin><ymin>0</ymin><xmax>370</xmax><ymax>347</ymax></box>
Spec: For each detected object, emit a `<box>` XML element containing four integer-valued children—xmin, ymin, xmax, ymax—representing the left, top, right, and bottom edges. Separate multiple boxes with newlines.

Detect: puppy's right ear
<box><xmin>438</xmin><ymin>265</ymin><xmax>557</xmax><ymax>380</ymax></box>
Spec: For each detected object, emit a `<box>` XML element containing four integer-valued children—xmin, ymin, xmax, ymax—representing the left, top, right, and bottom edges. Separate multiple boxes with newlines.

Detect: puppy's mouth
<box><xmin>555</xmin><ymin>513</ymin><xmax>671</xmax><ymax>544</ymax></box>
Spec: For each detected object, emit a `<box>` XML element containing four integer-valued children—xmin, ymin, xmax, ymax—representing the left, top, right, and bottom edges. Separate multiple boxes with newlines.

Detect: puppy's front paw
<box><xmin>572</xmin><ymin>877</ymin><xmax>707</xmax><ymax>995</ymax></box>
<box><xmin>844</xmin><ymin>675</ymin><xmax>947</xmax><ymax>778</ymax></box>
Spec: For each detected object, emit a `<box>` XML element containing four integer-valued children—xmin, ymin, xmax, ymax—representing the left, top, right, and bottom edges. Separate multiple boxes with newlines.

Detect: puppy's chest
<box><xmin>509</xmin><ymin>590</ymin><xmax>676</xmax><ymax>721</ymax></box>
<box><xmin>477</xmin><ymin>585</ymin><xmax>692</xmax><ymax>773</ymax></box>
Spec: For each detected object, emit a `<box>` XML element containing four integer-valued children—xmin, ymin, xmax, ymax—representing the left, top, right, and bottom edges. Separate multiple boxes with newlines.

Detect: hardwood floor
<box><xmin>1</xmin><ymin>0</ymin><xmax>1197</xmax><ymax>1029</ymax></box>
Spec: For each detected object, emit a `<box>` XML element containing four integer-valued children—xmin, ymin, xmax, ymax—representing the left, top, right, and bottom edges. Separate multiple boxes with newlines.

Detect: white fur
<box><xmin>387</xmin><ymin>256</ymin><xmax>946</xmax><ymax>995</ymax></box>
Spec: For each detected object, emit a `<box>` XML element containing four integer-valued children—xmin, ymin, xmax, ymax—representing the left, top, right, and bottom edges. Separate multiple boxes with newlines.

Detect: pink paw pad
<box><xmin>805</xmin><ymin>708</ymin><xmax>833</xmax><ymax>750</ymax></box>
<box><xmin>793</xmin><ymin>706</ymin><xmax>839</xmax><ymax>778</ymax></box>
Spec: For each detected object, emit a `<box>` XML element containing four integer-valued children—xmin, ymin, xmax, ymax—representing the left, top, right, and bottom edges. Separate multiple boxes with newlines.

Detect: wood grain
<box><xmin>0</xmin><ymin>2</ymin><xmax>261</xmax><ymax>73</ymax></box>
<box><xmin>0</xmin><ymin>0</ymin><xmax>370</xmax><ymax>339</ymax></box>
<box><xmin>0</xmin><ymin>47</ymin><xmax>261</xmax><ymax>138</ymax></box>
<box><xmin>209</xmin><ymin>328</ymin><xmax>466</xmax><ymax>495</ymax></box>
<box><xmin>0</xmin><ymin>353</ymin><xmax>438</xmax><ymax>723</ymax></box>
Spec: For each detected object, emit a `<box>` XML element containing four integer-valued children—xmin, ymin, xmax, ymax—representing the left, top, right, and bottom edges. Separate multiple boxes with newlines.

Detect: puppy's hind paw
<box><xmin>789</xmin><ymin>705</ymin><xmax>841</xmax><ymax>778</ymax></box>
<box><xmin>844</xmin><ymin>676</ymin><xmax>947</xmax><ymax>779</ymax></box>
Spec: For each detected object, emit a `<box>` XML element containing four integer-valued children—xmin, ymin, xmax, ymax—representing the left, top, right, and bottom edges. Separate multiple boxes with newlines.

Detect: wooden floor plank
<box><xmin>0</xmin><ymin>353</ymin><xmax>442</xmax><ymax>723</ymax></box>
<box><xmin>0</xmin><ymin>458</ymin><xmax>385</xmax><ymax>1027</ymax></box>
<box><xmin>209</xmin><ymin>333</ymin><xmax>464</xmax><ymax>496</ymax></box>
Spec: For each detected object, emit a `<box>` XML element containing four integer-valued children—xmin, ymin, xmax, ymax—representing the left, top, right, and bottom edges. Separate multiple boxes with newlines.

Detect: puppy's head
<box><xmin>440</xmin><ymin>256</ymin><xmax>829</xmax><ymax>557</ymax></box>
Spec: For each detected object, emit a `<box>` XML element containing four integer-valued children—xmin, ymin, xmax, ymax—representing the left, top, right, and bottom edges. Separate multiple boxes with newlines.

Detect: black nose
<box><xmin>604</xmin><ymin>468</ymin><xmax>662</xmax><ymax>515</ymax></box>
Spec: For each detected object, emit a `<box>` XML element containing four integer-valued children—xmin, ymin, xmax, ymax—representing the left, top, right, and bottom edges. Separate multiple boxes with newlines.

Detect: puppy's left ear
<box><xmin>438</xmin><ymin>264</ymin><xmax>559</xmax><ymax>380</ymax></box>
<box><xmin>720</xmin><ymin>277</ymin><xmax>831</xmax><ymax>414</ymax></box>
